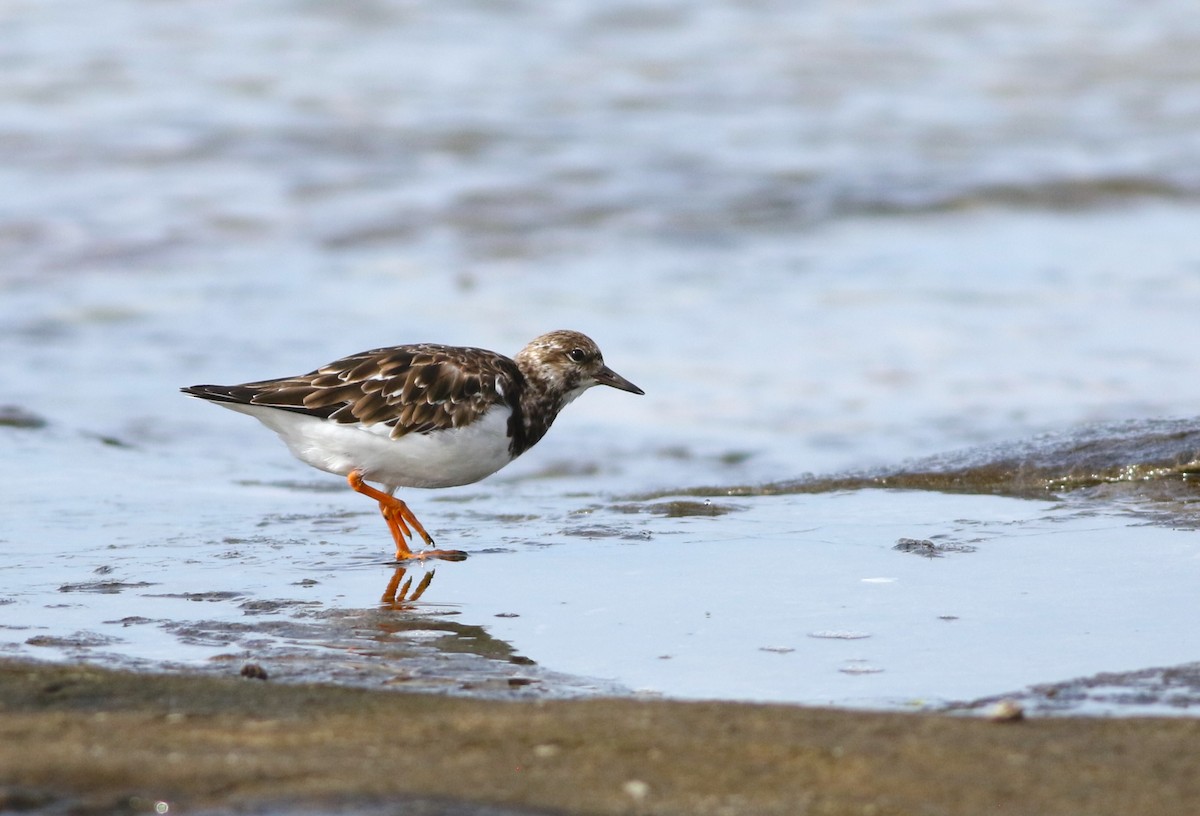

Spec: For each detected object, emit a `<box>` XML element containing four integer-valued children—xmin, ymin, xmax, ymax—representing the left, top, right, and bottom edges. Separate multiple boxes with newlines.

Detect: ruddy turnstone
<box><xmin>182</xmin><ymin>330</ymin><xmax>643</xmax><ymax>561</ymax></box>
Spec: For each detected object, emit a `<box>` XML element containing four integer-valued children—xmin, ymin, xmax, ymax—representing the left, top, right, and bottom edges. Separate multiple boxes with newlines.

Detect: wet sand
<box><xmin>2</xmin><ymin>658</ymin><xmax>1196</xmax><ymax>815</ymax></box>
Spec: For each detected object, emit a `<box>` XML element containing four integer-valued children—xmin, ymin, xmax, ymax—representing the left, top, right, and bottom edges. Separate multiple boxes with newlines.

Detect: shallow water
<box><xmin>3</xmin><ymin>0</ymin><xmax>1200</xmax><ymax>716</ymax></box>
<box><xmin>4</xmin><ymin>407</ymin><xmax>1199</xmax><ymax>715</ymax></box>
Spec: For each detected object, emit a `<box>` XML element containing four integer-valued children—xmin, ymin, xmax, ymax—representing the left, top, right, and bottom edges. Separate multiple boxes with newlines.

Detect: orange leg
<box><xmin>347</xmin><ymin>470</ymin><xmax>467</xmax><ymax>562</ymax></box>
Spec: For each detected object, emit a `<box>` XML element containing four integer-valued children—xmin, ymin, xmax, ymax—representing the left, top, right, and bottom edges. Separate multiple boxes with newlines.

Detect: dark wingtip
<box><xmin>181</xmin><ymin>384</ymin><xmax>240</xmax><ymax>403</ymax></box>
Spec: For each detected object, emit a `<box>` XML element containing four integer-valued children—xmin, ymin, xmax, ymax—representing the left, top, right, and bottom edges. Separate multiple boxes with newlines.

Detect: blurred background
<box><xmin>3</xmin><ymin>0</ymin><xmax>1200</xmax><ymax>490</ymax></box>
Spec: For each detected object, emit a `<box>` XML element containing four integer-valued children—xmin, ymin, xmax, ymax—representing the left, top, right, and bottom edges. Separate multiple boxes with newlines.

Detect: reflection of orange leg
<box><xmin>347</xmin><ymin>470</ymin><xmax>468</xmax><ymax>562</ymax></box>
<box><xmin>409</xmin><ymin>569</ymin><xmax>434</xmax><ymax>600</ymax></box>
<box><xmin>382</xmin><ymin>566</ymin><xmax>408</xmax><ymax>603</ymax></box>
<box><xmin>381</xmin><ymin>567</ymin><xmax>435</xmax><ymax>606</ymax></box>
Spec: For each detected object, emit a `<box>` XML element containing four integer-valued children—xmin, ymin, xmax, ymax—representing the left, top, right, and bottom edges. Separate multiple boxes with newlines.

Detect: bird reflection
<box><xmin>380</xmin><ymin>566</ymin><xmax>435</xmax><ymax>609</ymax></box>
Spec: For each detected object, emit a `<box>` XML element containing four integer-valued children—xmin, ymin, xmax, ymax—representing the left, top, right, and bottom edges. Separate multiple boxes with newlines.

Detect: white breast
<box><xmin>220</xmin><ymin>403</ymin><xmax>517</xmax><ymax>490</ymax></box>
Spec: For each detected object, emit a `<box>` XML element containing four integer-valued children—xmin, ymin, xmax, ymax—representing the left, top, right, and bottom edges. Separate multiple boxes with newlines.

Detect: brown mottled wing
<box><xmin>185</xmin><ymin>344</ymin><xmax>521</xmax><ymax>438</ymax></box>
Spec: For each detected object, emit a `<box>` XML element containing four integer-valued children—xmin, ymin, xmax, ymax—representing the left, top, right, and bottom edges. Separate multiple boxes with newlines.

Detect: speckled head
<box><xmin>515</xmin><ymin>330</ymin><xmax>644</xmax><ymax>404</ymax></box>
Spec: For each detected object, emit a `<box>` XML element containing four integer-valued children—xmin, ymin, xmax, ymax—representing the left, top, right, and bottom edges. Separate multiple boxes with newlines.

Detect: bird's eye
<box><xmin>567</xmin><ymin>348</ymin><xmax>588</xmax><ymax>363</ymax></box>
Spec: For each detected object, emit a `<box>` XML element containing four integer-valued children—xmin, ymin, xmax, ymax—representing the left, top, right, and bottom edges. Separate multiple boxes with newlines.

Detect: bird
<box><xmin>182</xmin><ymin>330</ymin><xmax>644</xmax><ymax>562</ymax></box>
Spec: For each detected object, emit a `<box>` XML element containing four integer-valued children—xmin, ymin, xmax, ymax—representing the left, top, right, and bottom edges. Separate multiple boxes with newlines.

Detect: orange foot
<box><xmin>347</xmin><ymin>470</ymin><xmax>468</xmax><ymax>562</ymax></box>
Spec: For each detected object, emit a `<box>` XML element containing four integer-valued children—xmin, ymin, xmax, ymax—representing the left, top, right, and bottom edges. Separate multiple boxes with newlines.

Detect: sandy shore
<box><xmin>1</xmin><ymin>659</ymin><xmax>1196</xmax><ymax>815</ymax></box>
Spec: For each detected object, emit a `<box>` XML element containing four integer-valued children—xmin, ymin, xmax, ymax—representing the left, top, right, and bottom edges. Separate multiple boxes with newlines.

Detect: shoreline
<box><xmin>2</xmin><ymin>658</ymin><xmax>1196</xmax><ymax>815</ymax></box>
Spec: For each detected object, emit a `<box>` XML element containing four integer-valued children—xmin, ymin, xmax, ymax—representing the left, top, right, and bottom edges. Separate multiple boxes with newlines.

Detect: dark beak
<box><xmin>594</xmin><ymin>365</ymin><xmax>644</xmax><ymax>395</ymax></box>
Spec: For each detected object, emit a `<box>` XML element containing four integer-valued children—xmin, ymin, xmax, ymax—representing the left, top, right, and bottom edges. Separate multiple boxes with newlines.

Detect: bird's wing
<box><xmin>184</xmin><ymin>344</ymin><xmax>521</xmax><ymax>437</ymax></box>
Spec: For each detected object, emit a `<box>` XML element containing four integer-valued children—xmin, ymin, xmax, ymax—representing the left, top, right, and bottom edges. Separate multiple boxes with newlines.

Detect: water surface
<box><xmin>3</xmin><ymin>0</ymin><xmax>1200</xmax><ymax>716</ymax></box>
